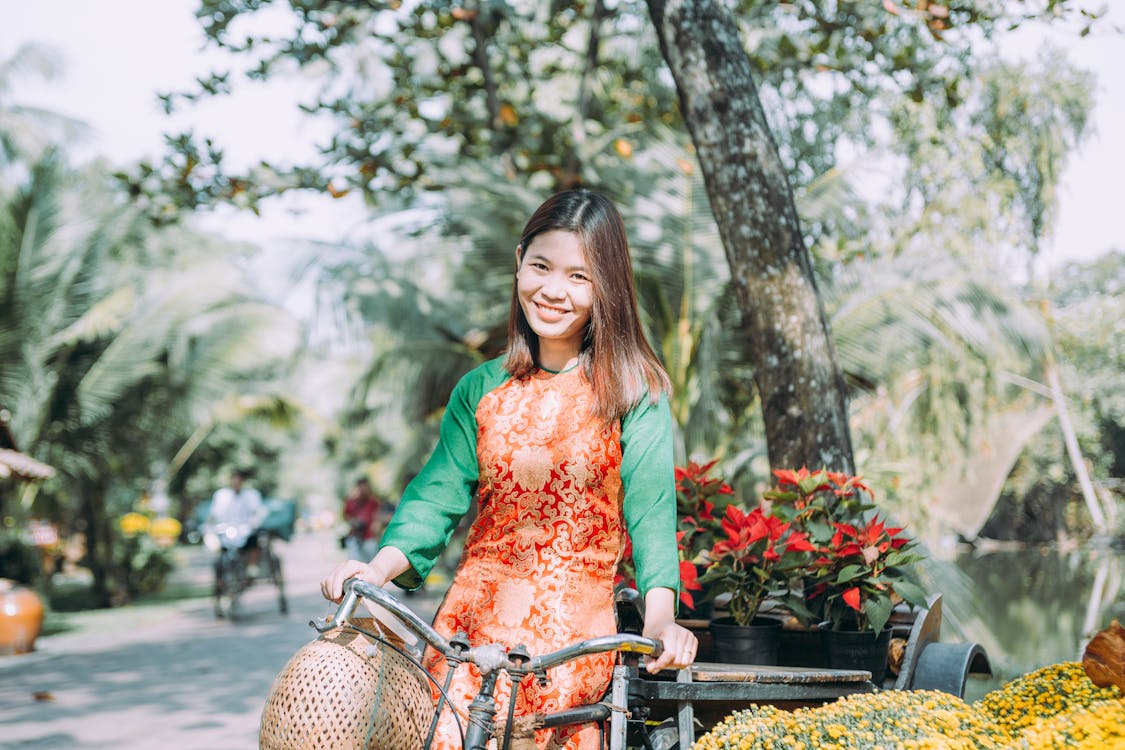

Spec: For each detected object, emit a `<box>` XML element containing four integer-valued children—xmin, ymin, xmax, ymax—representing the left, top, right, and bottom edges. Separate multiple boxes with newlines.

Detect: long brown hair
<box><xmin>505</xmin><ymin>189</ymin><xmax>671</xmax><ymax>423</ymax></box>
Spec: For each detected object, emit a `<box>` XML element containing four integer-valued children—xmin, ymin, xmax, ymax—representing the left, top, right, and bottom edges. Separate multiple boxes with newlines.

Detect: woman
<box><xmin>321</xmin><ymin>188</ymin><xmax>697</xmax><ymax>749</ymax></box>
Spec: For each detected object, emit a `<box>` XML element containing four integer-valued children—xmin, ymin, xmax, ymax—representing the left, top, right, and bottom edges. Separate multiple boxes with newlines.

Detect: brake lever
<box><xmin>311</xmin><ymin>579</ymin><xmax>361</xmax><ymax>632</ymax></box>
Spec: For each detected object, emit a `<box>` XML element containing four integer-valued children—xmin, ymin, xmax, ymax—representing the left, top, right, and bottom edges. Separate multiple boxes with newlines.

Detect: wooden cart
<box><xmin>631</xmin><ymin>594</ymin><xmax>993</xmax><ymax>746</ymax></box>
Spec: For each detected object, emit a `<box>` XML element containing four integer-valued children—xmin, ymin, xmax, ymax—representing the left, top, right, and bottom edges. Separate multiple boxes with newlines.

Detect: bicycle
<box><xmin>265</xmin><ymin>578</ymin><xmax>683</xmax><ymax>750</ymax></box>
<box><xmin>204</xmin><ymin>521</ymin><xmax>288</xmax><ymax>620</ymax></box>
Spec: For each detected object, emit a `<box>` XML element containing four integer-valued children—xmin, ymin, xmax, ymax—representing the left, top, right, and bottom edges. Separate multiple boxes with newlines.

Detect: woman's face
<box><xmin>516</xmin><ymin>230</ymin><xmax>593</xmax><ymax>366</ymax></box>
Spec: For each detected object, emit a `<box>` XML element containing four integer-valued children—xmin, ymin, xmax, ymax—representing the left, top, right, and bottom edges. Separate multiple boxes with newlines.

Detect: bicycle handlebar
<box><xmin>313</xmin><ymin>579</ymin><xmax>451</xmax><ymax>654</ymax></box>
<box><xmin>313</xmin><ymin>578</ymin><xmax>664</xmax><ymax>674</ymax></box>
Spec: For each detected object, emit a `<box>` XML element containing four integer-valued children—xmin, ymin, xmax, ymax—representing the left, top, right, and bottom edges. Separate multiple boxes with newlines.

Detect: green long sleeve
<box><xmin>379</xmin><ymin>359</ymin><xmax>508</xmax><ymax>589</ymax></box>
<box><xmin>620</xmin><ymin>392</ymin><xmax>681</xmax><ymax>598</ymax></box>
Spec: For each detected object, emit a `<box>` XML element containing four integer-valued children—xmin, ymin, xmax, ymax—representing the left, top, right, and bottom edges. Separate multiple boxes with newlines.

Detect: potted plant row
<box><xmin>666</xmin><ymin>463</ymin><xmax>929</xmax><ymax>680</ymax></box>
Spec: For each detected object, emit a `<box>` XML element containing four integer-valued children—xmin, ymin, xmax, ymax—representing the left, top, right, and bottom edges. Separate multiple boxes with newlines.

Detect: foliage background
<box><xmin>1</xmin><ymin>1</ymin><xmax>1122</xmax><ymax>614</ymax></box>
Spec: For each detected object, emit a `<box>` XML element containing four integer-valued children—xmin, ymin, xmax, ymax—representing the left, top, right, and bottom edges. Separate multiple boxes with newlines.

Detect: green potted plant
<box><xmin>806</xmin><ymin>514</ymin><xmax>929</xmax><ymax>683</ymax></box>
<box><xmin>698</xmin><ymin>504</ymin><xmax>816</xmax><ymax>664</ymax></box>
<box><xmin>760</xmin><ymin>467</ymin><xmax>876</xmax><ymax>665</ymax></box>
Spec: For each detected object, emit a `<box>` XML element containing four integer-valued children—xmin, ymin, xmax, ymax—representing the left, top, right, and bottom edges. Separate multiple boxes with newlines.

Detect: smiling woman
<box><xmin>504</xmin><ymin>189</ymin><xmax>670</xmax><ymax>425</ymax></box>
<box><xmin>319</xmin><ymin>188</ymin><xmax>696</xmax><ymax>749</ymax></box>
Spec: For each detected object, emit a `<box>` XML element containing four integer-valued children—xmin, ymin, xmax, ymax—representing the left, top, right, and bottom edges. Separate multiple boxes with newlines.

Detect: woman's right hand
<box><xmin>320</xmin><ymin>559</ymin><xmax>389</xmax><ymax>603</ymax></box>
<box><xmin>320</xmin><ymin>546</ymin><xmax>411</xmax><ymax>603</ymax></box>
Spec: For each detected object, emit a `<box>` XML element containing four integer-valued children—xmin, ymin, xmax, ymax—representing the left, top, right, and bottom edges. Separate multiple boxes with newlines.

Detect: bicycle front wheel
<box><xmin>214</xmin><ymin>550</ymin><xmax>245</xmax><ymax>620</ymax></box>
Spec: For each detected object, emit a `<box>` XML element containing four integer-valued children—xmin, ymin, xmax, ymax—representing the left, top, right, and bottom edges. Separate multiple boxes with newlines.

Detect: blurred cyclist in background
<box><xmin>341</xmin><ymin>477</ymin><xmax>391</xmax><ymax>562</ymax></box>
<box><xmin>207</xmin><ymin>469</ymin><xmax>266</xmax><ymax>577</ymax></box>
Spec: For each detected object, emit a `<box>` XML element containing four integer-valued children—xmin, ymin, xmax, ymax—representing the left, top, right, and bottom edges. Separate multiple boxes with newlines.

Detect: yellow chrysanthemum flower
<box><xmin>977</xmin><ymin>661</ymin><xmax>1122</xmax><ymax>737</ymax></box>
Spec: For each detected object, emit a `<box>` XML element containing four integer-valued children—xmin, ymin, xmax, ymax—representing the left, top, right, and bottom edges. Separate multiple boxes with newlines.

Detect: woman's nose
<box><xmin>540</xmin><ymin>272</ymin><xmax>567</xmax><ymax>298</ymax></box>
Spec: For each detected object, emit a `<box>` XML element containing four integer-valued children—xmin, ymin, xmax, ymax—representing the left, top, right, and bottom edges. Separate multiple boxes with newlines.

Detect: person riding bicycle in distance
<box><xmin>322</xmin><ymin>189</ymin><xmax>698</xmax><ymax>750</ymax></box>
<box><xmin>208</xmin><ymin>469</ymin><xmax>267</xmax><ymax>578</ymax></box>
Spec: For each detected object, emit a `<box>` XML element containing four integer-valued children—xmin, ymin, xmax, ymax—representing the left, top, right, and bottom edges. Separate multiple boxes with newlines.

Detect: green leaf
<box><xmin>806</xmin><ymin>517</ymin><xmax>833</xmax><ymax>542</ymax></box>
<box><xmin>891</xmin><ymin>579</ymin><xmax>930</xmax><ymax>610</ymax></box>
<box><xmin>864</xmin><ymin>596</ymin><xmax>893</xmax><ymax>635</ymax></box>
<box><xmin>834</xmin><ymin>564</ymin><xmax>867</xmax><ymax>584</ymax></box>
<box><xmin>798</xmin><ymin>470</ymin><xmax>830</xmax><ymax>495</ymax></box>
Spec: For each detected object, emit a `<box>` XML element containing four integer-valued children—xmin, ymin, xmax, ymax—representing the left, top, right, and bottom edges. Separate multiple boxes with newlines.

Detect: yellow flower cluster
<box><xmin>1015</xmin><ymin>699</ymin><xmax>1125</xmax><ymax>749</ymax></box>
<box><xmin>691</xmin><ymin>662</ymin><xmax>1125</xmax><ymax>750</ymax></box>
<box><xmin>149</xmin><ymin>516</ymin><xmax>182</xmax><ymax>545</ymax></box>
<box><xmin>692</xmin><ymin>690</ymin><xmax>1005</xmax><ymax>750</ymax></box>
<box><xmin>977</xmin><ymin>661</ymin><xmax>1122</xmax><ymax>737</ymax></box>
<box><xmin>118</xmin><ymin>512</ymin><xmax>181</xmax><ymax>545</ymax></box>
<box><xmin>118</xmin><ymin>511</ymin><xmax>151</xmax><ymax>536</ymax></box>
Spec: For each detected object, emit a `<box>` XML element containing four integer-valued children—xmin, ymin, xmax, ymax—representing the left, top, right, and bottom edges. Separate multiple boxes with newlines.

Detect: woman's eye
<box><xmin>572</xmin><ymin>273</ymin><xmax>590</xmax><ymax>282</ymax></box>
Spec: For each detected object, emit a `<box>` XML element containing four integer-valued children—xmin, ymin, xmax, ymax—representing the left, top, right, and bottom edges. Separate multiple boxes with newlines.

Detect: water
<box><xmin>929</xmin><ymin>546</ymin><xmax>1125</xmax><ymax>702</ymax></box>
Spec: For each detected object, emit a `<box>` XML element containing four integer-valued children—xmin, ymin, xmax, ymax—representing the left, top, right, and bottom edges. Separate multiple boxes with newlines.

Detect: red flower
<box><xmin>700</xmin><ymin>504</ymin><xmax>815</xmax><ymax>626</ymax></box>
<box><xmin>827</xmin><ymin>471</ymin><xmax>874</xmax><ymax>500</ymax></box>
<box><xmin>785</xmin><ymin>531</ymin><xmax>817</xmax><ymax>553</ymax></box>
<box><xmin>679</xmin><ymin>559</ymin><xmax>703</xmax><ymax>609</ymax></box>
<box><xmin>675</xmin><ymin>459</ymin><xmax>719</xmax><ymax>487</ymax></box>
<box><xmin>808</xmin><ymin>512</ymin><xmax>926</xmax><ymax>633</ymax></box>
<box><xmin>772</xmin><ymin>467</ymin><xmax>812</xmax><ymax>487</ymax></box>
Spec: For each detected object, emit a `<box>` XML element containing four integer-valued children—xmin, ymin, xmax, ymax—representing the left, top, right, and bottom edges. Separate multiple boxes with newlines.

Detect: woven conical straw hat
<box><xmin>259</xmin><ymin>619</ymin><xmax>432</xmax><ymax>750</ymax></box>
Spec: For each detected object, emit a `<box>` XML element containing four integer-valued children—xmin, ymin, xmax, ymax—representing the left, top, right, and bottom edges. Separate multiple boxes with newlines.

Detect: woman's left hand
<box><xmin>642</xmin><ymin>620</ymin><xmax>698</xmax><ymax>673</ymax></box>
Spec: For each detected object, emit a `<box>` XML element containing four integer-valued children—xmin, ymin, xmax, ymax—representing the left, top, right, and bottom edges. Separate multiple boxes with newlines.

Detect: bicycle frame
<box><xmin>313</xmin><ymin>579</ymin><xmax>665</xmax><ymax>750</ymax></box>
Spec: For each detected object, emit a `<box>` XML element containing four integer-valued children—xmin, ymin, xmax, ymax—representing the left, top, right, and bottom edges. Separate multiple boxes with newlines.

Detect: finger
<box><xmin>647</xmin><ymin>649</ymin><xmax>675</xmax><ymax>673</ymax></box>
<box><xmin>666</xmin><ymin>641</ymin><xmax>695</xmax><ymax>669</ymax></box>
<box><xmin>324</xmin><ymin>564</ymin><xmax>353</xmax><ymax>601</ymax></box>
<box><xmin>320</xmin><ymin>572</ymin><xmax>337</xmax><ymax>601</ymax></box>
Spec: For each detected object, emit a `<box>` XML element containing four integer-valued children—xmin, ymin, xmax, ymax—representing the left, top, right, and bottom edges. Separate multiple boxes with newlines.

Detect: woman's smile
<box><xmin>533</xmin><ymin>301</ymin><xmax>570</xmax><ymax>322</ymax></box>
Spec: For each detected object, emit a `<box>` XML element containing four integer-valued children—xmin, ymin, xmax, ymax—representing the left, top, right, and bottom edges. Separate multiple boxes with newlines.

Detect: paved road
<box><xmin>0</xmin><ymin>530</ymin><xmax>443</xmax><ymax>749</ymax></box>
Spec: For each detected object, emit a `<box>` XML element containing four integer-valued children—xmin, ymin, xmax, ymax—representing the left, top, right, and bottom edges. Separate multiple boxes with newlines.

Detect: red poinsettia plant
<box><xmin>764</xmin><ymin>467</ymin><xmax>929</xmax><ymax>634</ymax></box>
<box><xmin>806</xmin><ymin>515</ymin><xmax>929</xmax><ymax>635</ymax></box>
<box><xmin>614</xmin><ymin>459</ymin><xmax>732</xmax><ymax>611</ymax></box>
<box><xmin>763</xmin><ymin>467</ymin><xmax>875</xmax><ymax>538</ymax></box>
<box><xmin>674</xmin><ymin>460</ymin><xmax>734</xmax><ymax>563</ymax></box>
<box><xmin>697</xmin><ymin>504</ymin><xmax>816</xmax><ymax>626</ymax></box>
<box><xmin>673</xmin><ymin>460</ymin><xmax>736</xmax><ymax>612</ymax></box>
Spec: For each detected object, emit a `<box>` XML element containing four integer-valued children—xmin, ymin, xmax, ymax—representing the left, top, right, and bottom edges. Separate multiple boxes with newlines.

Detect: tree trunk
<box><xmin>78</xmin><ymin>478</ymin><xmax>115</xmax><ymax>608</ymax></box>
<box><xmin>646</xmin><ymin>0</ymin><xmax>855</xmax><ymax>473</ymax></box>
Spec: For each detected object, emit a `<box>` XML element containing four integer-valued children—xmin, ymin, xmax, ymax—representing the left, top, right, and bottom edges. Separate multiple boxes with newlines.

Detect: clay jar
<box><xmin>0</xmin><ymin>578</ymin><xmax>45</xmax><ymax>655</ymax></box>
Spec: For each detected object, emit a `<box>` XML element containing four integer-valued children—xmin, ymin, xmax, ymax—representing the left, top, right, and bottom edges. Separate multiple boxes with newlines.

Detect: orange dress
<box><xmin>381</xmin><ymin>358</ymin><xmax>678</xmax><ymax>749</ymax></box>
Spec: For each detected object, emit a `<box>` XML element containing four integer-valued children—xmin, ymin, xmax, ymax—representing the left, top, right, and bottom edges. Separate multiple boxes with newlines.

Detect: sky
<box><xmin>3</xmin><ymin>1</ymin><xmax>1122</xmax><ymax>272</ymax></box>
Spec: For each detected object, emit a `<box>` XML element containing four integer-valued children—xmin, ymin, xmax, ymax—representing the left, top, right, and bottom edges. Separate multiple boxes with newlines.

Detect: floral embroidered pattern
<box><xmin>424</xmin><ymin>369</ymin><xmax>624</xmax><ymax>750</ymax></box>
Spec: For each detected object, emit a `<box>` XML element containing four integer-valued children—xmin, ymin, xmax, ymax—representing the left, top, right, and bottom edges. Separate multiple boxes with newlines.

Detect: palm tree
<box><xmin>0</xmin><ymin>44</ymin><xmax>89</xmax><ymax>166</ymax></box>
<box><xmin>824</xmin><ymin>248</ymin><xmax>1053</xmax><ymax>535</ymax></box>
<box><xmin>0</xmin><ymin>148</ymin><xmax>306</xmax><ymax>604</ymax></box>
